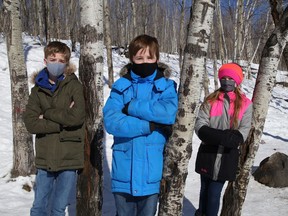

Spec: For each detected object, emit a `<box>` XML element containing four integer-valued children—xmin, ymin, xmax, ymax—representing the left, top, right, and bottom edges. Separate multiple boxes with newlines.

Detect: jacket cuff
<box><xmin>142</xmin><ymin>121</ymin><xmax>151</xmax><ymax>135</ymax></box>
<box><xmin>44</xmin><ymin>108</ymin><xmax>53</xmax><ymax>120</ymax></box>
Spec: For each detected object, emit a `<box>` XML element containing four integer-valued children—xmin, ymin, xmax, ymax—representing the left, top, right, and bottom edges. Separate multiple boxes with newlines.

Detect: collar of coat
<box><xmin>119</xmin><ymin>62</ymin><xmax>172</xmax><ymax>78</ymax></box>
<box><xmin>112</xmin><ymin>62</ymin><xmax>172</xmax><ymax>93</ymax></box>
<box><xmin>30</xmin><ymin>63</ymin><xmax>77</xmax><ymax>84</ymax></box>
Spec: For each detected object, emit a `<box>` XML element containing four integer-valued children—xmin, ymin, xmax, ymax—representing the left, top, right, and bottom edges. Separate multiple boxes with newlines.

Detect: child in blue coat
<box><xmin>103</xmin><ymin>34</ymin><xmax>178</xmax><ymax>216</ymax></box>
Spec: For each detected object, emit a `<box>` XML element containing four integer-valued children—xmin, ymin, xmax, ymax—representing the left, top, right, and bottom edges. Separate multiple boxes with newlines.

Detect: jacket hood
<box><xmin>30</xmin><ymin>63</ymin><xmax>77</xmax><ymax>84</ymax></box>
<box><xmin>119</xmin><ymin>62</ymin><xmax>172</xmax><ymax>78</ymax></box>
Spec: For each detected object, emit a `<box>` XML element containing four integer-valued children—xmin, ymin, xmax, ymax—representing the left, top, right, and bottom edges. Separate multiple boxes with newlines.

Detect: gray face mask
<box><xmin>220</xmin><ymin>79</ymin><xmax>236</xmax><ymax>92</ymax></box>
<box><xmin>46</xmin><ymin>62</ymin><xmax>66</xmax><ymax>77</ymax></box>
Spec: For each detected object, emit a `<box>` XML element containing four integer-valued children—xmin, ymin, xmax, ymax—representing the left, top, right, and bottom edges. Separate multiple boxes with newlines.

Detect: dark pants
<box><xmin>197</xmin><ymin>175</ymin><xmax>225</xmax><ymax>216</ymax></box>
<box><xmin>114</xmin><ymin>192</ymin><xmax>158</xmax><ymax>216</ymax></box>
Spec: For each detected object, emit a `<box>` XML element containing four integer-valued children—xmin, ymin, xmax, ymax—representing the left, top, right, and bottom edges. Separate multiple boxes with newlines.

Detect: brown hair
<box><xmin>205</xmin><ymin>87</ymin><xmax>243</xmax><ymax>129</ymax></box>
<box><xmin>128</xmin><ymin>34</ymin><xmax>159</xmax><ymax>62</ymax></box>
<box><xmin>44</xmin><ymin>41</ymin><xmax>71</xmax><ymax>62</ymax></box>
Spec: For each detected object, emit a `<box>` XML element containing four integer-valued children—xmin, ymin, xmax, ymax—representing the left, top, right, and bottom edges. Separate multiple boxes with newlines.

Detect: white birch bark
<box><xmin>235</xmin><ymin>0</ymin><xmax>244</xmax><ymax>63</ymax></box>
<box><xmin>77</xmin><ymin>0</ymin><xmax>104</xmax><ymax>215</ymax></box>
<box><xmin>221</xmin><ymin>5</ymin><xmax>288</xmax><ymax>216</ymax></box>
<box><xmin>233</xmin><ymin>0</ymin><xmax>239</xmax><ymax>61</ymax></box>
<box><xmin>215</xmin><ymin>0</ymin><xmax>227</xmax><ymax>62</ymax></box>
<box><xmin>179</xmin><ymin>0</ymin><xmax>186</xmax><ymax>69</ymax></box>
<box><xmin>104</xmin><ymin>0</ymin><xmax>114</xmax><ymax>88</ymax></box>
<box><xmin>131</xmin><ymin>0</ymin><xmax>137</xmax><ymax>37</ymax></box>
<box><xmin>3</xmin><ymin>0</ymin><xmax>35</xmax><ymax>177</ymax></box>
<box><xmin>211</xmin><ymin>24</ymin><xmax>219</xmax><ymax>90</ymax></box>
<box><xmin>158</xmin><ymin>0</ymin><xmax>216</xmax><ymax>215</ymax></box>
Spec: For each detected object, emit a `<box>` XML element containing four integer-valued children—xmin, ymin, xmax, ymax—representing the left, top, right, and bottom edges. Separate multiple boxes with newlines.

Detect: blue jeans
<box><xmin>30</xmin><ymin>169</ymin><xmax>77</xmax><ymax>216</ymax></box>
<box><xmin>197</xmin><ymin>175</ymin><xmax>225</xmax><ymax>216</ymax></box>
<box><xmin>114</xmin><ymin>192</ymin><xmax>158</xmax><ymax>216</ymax></box>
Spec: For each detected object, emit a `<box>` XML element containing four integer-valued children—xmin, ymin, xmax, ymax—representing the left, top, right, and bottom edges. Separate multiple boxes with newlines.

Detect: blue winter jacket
<box><xmin>103</xmin><ymin>63</ymin><xmax>178</xmax><ymax>196</ymax></box>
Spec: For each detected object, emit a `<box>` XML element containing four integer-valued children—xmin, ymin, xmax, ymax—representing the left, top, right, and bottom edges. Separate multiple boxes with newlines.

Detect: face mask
<box><xmin>220</xmin><ymin>79</ymin><xmax>236</xmax><ymax>92</ymax></box>
<box><xmin>46</xmin><ymin>62</ymin><xmax>66</xmax><ymax>77</ymax></box>
<box><xmin>131</xmin><ymin>62</ymin><xmax>158</xmax><ymax>78</ymax></box>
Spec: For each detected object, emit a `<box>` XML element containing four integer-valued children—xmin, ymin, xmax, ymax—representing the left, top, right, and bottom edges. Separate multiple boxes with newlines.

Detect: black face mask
<box><xmin>220</xmin><ymin>79</ymin><xmax>236</xmax><ymax>92</ymax></box>
<box><xmin>131</xmin><ymin>62</ymin><xmax>158</xmax><ymax>78</ymax></box>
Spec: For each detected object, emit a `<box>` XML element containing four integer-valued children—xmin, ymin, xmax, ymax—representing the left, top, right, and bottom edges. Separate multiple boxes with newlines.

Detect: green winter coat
<box><xmin>24</xmin><ymin>65</ymin><xmax>85</xmax><ymax>172</ymax></box>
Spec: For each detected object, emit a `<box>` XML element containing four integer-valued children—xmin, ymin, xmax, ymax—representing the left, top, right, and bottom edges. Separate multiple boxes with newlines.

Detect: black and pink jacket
<box><xmin>194</xmin><ymin>91</ymin><xmax>252</xmax><ymax>181</ymax></box>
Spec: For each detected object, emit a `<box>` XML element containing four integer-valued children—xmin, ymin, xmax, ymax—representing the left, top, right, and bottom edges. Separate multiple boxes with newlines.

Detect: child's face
<box><xmin>44</xmin><ymin>53</ymin><xmax>67</xmax><ymax>65</ymax></box>
<box><xmin>132</xmin><ymin>47</ymin><xmax>157</xmax><ymax>64</ymax></box>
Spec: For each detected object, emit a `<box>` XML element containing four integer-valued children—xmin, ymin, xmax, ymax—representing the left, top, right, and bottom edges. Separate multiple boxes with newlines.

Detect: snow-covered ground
<box><xmin>0</xmin><ymin>35</ymin><xmax>287</xmax><ymax>215</ymax></box>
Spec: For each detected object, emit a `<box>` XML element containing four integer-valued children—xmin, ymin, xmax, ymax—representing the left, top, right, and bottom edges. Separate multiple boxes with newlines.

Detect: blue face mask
<box><xmin>220</xmin><ymin>79</ymin><xmax>236</xmax><ymax>92</ymax></box>
<box><xmin>46</xmin><ymin>62</ymin><xmax>66</xmax><ymax>77</ymax></box>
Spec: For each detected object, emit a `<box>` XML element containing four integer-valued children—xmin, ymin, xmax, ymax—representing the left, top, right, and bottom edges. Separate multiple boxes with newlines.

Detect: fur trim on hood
<box><xmin>30</xmin><ymin>63</ymin><xmax>77</xmax><ymax>84</ymax></box>
<box><xmin>119</xmin><ymin>62</ymin><xmax>172</xmax><ymax>78</ymax></box>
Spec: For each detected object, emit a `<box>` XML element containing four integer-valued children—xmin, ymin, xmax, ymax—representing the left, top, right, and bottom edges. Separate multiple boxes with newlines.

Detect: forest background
<box><xmin>1</xmin><ymin>0</ymin><xmax>286</xmax><ymax>70</ymax></box>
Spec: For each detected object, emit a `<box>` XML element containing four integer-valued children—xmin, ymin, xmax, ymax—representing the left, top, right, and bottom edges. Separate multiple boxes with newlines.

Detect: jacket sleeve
<box><xmin>43</xmin><ymin>80</ymin><xmax>86</xmax><ymax>127</ymax></box>
<box><xmin>238</xmin><ymin>102</ymin><xmax>253</xmax><ymax>141</ymax></box>
<box><xmin>195</xmin><ymin>102</ymin><xmax>211</xmax><ymax>136</ymax></box>
<box><xmin>24</xmin><ymin>87</ymin><xmax>61</xmax><ymax>134</ymax></box>
<box><xmin>126</xmin><ymin>80</ymin><xmax>178</xmax><ymax>124</ymax></box>
<box><xmin>103</xmin><ymin>89</ymin><xmax>151</xmax><ymax>138</ymax></box>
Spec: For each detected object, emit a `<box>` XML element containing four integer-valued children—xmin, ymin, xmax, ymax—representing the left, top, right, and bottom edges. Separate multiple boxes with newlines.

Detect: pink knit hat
<box><xmin>218</xmin><ymin>63</ymin><xmax>243</xmax><ymax>85</ymax></box>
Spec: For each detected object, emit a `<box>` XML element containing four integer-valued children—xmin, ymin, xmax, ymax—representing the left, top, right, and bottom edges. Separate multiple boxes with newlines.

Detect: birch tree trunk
<box><xmin>221</xmin><ymin>5</ymin><xmax>288</xmax><ymax>216</ymax></box>
<box><xmin>131</xmin><ymin>0</ymin><xmax>137</xmax><ymax>38</ymax></box>
<box><xmin>103</xmin><ymin>0</ymin><xmax>114</xmax><ymax>88</ymax></box>
<box><xmin>69</xmin><ymin>0</ymin><xmax>79</xmax><ymax>52</ymax></box>
<box><xmin>269</xmin><ymin>0</ymin><xmax>288</xmax><ymax>70</ymax></box>
<box><xmin>3</xmin><ymin>0</ymin><xmax>35</xmax><ymax>177</ymax></box>
<box><xmin>158</xmin><ymin>1</ymin><xmax>216</xmax><ymax>215</ymax></box>
<box><xmin>77</xmin><ymin>0</ymin><xmax>104</xmax><ymax>215</ymax></box>
<box><xmin>43</xmin><ymin>0</ymin><xmax>50</xmax><ymax>42</ymax></box>
<box><xmin>36</xmin><ymin>0</ymin><xmax>45</xmax><ymax>45</ymax></box>
<box><xmin>215</xmin><ymin>0</ymin><xmax>227</xmax><ymax>62</ymax></box>
<box><xmin>179</xmin><ymin>0</ymin><xmax>186</xmax><ymax>69</ymax></box>
<box><xmin>211</xmin><ymin>25</ymin><xmax>219</xmax><ymax>90</ymax></box>
<box><xmin>235</xmin><ymin>0</ymin><xmax>244</xmax><ymax>63</ymax></box>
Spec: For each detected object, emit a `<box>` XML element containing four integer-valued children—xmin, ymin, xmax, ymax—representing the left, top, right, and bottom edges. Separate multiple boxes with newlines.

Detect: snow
<box><xmin>0</xmin><ymin>35</ymin><xmax>288</xmax><ymax>216</ymax></box>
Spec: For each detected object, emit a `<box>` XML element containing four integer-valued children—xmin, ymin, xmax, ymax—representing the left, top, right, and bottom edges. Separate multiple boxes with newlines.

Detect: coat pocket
<box><xmin>59</xmin><ymin>127</ymin><xmax>83</xmax><ymax>142</ymax></box>
<box><xmin>112</xmin><ymin>143</ymin><xmax>132</xmax><ymax>182</ymax></box>
<box><xmin>146</xmin><ymin>145</ymin><xmax>164</xmax><ymax>183</ymax></box>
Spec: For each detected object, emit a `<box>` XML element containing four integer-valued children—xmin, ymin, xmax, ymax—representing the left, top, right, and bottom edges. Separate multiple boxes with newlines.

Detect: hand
<box><xmin>69</xmin><ymin>101</ymin><xmax>74</xmax><ymax>108</ymax></box>
<box><xmin>221</xmin><ymin>129</ymin><xmax>244</xmax><ymax>149</ymax></box>
<box><xmin>150</xmin><ymin>122</ymin><xmax>173</xmax><ymax>138</ymax></box>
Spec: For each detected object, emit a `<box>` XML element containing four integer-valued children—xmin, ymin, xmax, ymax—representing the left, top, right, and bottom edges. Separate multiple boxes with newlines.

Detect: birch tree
<box><xmin>210</xmin><ymin>25</ymin><xmax>219</xmax><ymax>90</ymax></box>
<box><xmin>3</xmin><ymin>0</ymin><xmax>35</xmax><ymax>177</ymax></box>
<box><xmin>104</xmin><ymin>0</ymin><xmax>114</xmax><ymax>88</ymax></box>
<box><xmin>131</xmin><ymin>0</ymin><xmax>137</xmax><ymax>38</ymax></box>
<box><xmin>221</xmin><ymin>5</ymin><xmax>288</xmax><ymax>216</ymax></box>
<box><xmin>158</xmin><ymin>0</ymin><xmax>216</xmax><ymax>215</ymax></box>
<box><xmin>178</xmin><ymin>0</ymin><xmax>186</xmax><ymax>69</ymax></box>
<box><xmin>77</xmin><ymin>0</ymin><xmax>104</xmax><ymax>215</ymax></box>
<box><xmin>269</xmin><ymin>0</ymin><xmax>288</xmax><ymax>70</ymax></box>
<box><xmin>235</xmin><ymin>0</ymin><xmax>244</xmax><ymax>63</ymax></box>
<box><xmin>215</xmin><ymin>0</ymin><xmax>227</xmax><ymax>62</ymax></box>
